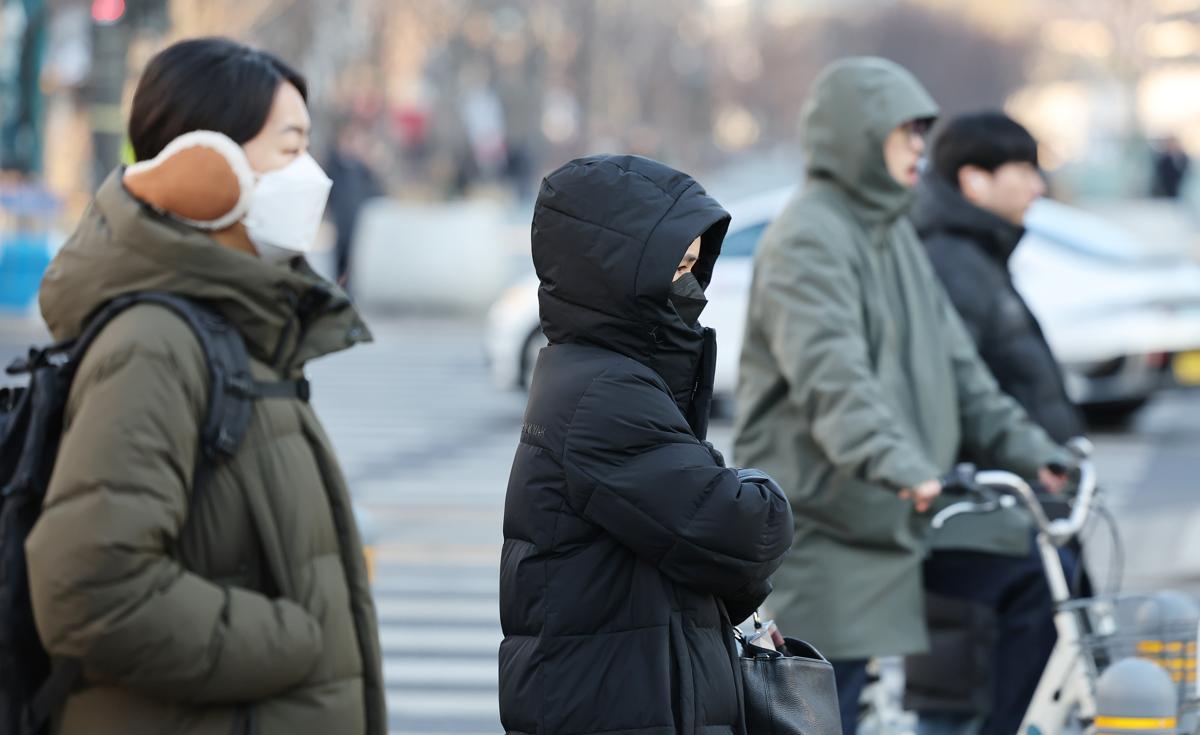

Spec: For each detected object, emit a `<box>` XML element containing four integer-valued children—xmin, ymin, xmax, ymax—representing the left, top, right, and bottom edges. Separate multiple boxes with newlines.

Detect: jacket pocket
<box><xmin>231</xmin><ymin>705</ymin><xmax>256</xmax><ymax>735</ymax></box>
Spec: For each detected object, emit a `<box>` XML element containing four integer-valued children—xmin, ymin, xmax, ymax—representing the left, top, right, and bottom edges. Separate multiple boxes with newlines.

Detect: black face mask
<box><xmin>669</xmin><ymin>272</ymin><xmax>708</xmax><ymax>327</ymax></box>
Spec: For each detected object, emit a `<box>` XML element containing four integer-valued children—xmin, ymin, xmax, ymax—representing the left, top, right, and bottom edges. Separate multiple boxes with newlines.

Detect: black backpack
<box><xmin>0</xmin><ymin>291</ymin><xmax>307</xmax><ymax>735</ymax></box>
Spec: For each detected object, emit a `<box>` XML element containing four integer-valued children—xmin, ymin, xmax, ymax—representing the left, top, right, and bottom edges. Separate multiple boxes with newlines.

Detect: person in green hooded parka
<box><xmin>733</xmin><ymin>57</ymin><xmax>1069</xmax><ymax>735</ymax></box>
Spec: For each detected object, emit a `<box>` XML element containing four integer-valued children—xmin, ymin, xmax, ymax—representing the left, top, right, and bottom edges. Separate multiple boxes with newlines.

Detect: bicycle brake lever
<box><xmin>932</xmin><ymin>500</ymin><xmax>997</xmax><ymax>529</ymax></box>
<box><xmin>930</xmin><ymin>493</ymin><xmax>1017</xmax><ymax>529</ymax></box>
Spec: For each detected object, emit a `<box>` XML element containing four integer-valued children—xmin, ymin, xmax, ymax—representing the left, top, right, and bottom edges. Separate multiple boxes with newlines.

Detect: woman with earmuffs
<box><xmin>24</xmin><ymin>37</ymin><xmax>385</xmax><ymax>735</ymax></box>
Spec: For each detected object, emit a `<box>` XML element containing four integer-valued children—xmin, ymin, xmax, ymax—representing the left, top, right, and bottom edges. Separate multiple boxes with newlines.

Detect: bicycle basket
<box><xmin>1072</xmin><ymin>595</ymin><xmax>1200</xmax><ymax>715</ymax></box>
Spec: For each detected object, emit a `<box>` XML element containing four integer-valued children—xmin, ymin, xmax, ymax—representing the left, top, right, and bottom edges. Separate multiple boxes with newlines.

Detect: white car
<box><xmin>1014</xmin><ymin>199</ymin><xmax>1200</xmax><ymax>416</ymax></box>
<box><xmin>486</xmin><ymin>189</ymin><xmax>1200</xmax><ymax>421</ymax></box>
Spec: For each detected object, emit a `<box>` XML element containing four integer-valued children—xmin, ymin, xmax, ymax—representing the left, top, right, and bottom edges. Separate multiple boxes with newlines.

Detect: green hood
<box><xmin>802</xmin><ymin>57</ymin><xmax>939</xmax><ymax>222</ymax></box>
<box><xmin>40</xmin><ymin>169</ymin><xmax>371</xmax><ymax>370</ymax></box>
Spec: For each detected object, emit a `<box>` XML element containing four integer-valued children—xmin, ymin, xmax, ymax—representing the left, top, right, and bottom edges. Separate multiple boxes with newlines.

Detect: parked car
<box><xmin>486</xmin><ymin>189</ymin><xmax>1200</xmax><ymax>422</ymax></box>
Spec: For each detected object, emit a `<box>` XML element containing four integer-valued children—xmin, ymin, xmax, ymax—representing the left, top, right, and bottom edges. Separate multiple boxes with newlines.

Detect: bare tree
<box><xmin>170</xmin><ymin>0</ymin><xmax>383</xmax><ymax>151</ymax></box>
<box><xmin>756</xmin><ymin>4</ymin><xmax>1034</xmax><ymax>122</ymax></box>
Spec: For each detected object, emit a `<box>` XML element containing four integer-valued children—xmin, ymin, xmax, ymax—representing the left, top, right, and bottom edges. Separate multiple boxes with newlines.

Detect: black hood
<box><xmin>532</xmin><ymin>154</ymin><xmax>730</xmax><ymax>422</ymax></box>
<box><xmin>912</xmin><ymin>174</ymin><xmax>1026</xmax><ymax>264</ymax></box>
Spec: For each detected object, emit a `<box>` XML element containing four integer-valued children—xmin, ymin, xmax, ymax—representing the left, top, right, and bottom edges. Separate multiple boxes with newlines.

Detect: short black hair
<box><xmin>931</xmin><ymin>112</ymin><xmax>1039</xmax><ymax>189</ymax></box>
<box><xmin>129</xmin><ymin>37</ymin><xmax>308</xmax><ymax>162</ymax></box>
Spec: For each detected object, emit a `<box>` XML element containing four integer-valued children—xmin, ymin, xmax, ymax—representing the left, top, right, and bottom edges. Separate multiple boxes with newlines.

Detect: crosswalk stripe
<box><xmin>392</xmin><ymin>730</ymin><xmax>497</xmax><ymax>735</ymax></box>
<box><xmin>388</xmin><ymin>710</ymin><xmax>500</xmax><ymax>733</ymax></box>
<box><xmin>374</xmin><ymin>596</ymin><xmax>498</xmax><ymax>623</ymax></box>
<box><xmin>392</xmin><ymin>731</ymin><xmax>497</xmax><ymax>735</ymax></box>
<box><xmin>387</xmin><ymin>690</ymin><xmax>500</xmax><ymax>718</ymax></box>
<box><xmin>380</xmin><ymin>625</ymin><xmax>500</xmax><ymax>654</ymax></box>
<box><xmin>373</xmin><ymin>578</ymin><xmax>498</xmax><ymax>596</ymax></box>
<box><xmin>385</xmin><ymin>658</ymin><xmax>497</xmax><ymax>687</ymax></box>
<box><xmin>372</xmin><ymin>545</ymin><xmax>500</xmax><ymax>566</ymax></box>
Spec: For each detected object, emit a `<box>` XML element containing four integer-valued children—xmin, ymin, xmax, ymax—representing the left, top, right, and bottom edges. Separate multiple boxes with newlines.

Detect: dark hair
<box><xmin>129</xmin><ymin>37</ymin><xmax>308</xmax><ymax>161</ymax></box>
<box><xmin>931</xmin><ymin>112</ymin><xmax>1039</xmax><ymax>189</ymax></box>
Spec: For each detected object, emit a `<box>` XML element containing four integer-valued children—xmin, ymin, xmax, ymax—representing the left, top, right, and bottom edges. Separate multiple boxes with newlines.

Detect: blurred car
<box><xmin>1015</xmin><ymin>199</ymin><xmax>1200</xmax><ymax>420</ymax></box>
<box><xmin>486</xmin><ymin>189</ymin><xmax>1200</xmax><ymax>422</ymax></box>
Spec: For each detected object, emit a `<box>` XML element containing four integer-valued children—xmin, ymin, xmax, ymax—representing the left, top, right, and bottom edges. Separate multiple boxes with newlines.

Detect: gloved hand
<box><xmin>724</xmin><ymin>579</ymin><xmax>773</xmax><ymax>624</ymax></box>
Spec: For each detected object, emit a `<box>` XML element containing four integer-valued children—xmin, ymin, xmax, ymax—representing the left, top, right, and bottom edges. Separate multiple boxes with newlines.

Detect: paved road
<box><xmin>4</xmin><ymin>312</ymin><xmax>1200</xmax><ymax>734</ymax></box>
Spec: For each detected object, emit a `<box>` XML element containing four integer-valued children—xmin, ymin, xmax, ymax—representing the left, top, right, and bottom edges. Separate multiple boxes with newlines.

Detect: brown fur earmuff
<box><xmin>123</xmin><ymin>131</ymin><xmax>255</xmax><ymax>231</ymax></box>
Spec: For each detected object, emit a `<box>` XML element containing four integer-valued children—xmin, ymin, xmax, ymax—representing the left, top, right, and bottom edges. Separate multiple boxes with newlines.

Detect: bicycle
<box><xmin>921</xmin><ymin>437</ymin><xmax>1200</xmax><ymax>735</ymax></box>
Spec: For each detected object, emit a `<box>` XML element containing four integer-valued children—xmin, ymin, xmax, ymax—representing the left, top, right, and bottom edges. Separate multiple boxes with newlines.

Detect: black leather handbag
<box><xmin>735</xmin><ymin>627</ymin><xmax>842</xmax><ymax>735</ymax></box>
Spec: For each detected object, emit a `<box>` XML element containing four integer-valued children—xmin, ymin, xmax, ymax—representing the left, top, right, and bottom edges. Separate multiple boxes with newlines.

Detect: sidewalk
<box><xmin>1070</xmin><ymin>392</ymin><xmax>1200</xmax><ymax>597</ymax></box>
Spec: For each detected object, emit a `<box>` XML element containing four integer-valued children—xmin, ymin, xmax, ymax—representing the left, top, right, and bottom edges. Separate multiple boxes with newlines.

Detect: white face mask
<box><xmin>243</xmin><ymin>153</ymin><xmax>332</xmax><ymax>260</ymax></box>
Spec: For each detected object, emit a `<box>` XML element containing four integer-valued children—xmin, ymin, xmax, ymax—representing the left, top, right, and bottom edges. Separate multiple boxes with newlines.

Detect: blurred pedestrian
<box><xmin>906</xmin><ymin>111</ymin><xmax>1088</xmax><ymax>735</ymax></box>
<box><xmin>918</xmin><ymin>113</ymin><xmax>1085</xmax><ymax>457</ymax></box>
<box><xmin>24</xmin><ymin>37</ymin><xmax>384</xmax><ymax>735</ymax></box>
<box><xmin>500</xmin><ymin>154</ymin><xmax>794</xmax><ymax>735</ymax></box>
<box><xmin>1151</xmin><ymin>135</ymin><xmax>1189</xmax><ymax>199</ymax></box>
<box><xmin>733</xmin><ymin>58</ymin><xmax>1068</xmax><ymax>735</ymax></box>
<box><xmin>325</xmin><ymin>123</ymin><xmax>383</xmax><ymax>290</ymax></box>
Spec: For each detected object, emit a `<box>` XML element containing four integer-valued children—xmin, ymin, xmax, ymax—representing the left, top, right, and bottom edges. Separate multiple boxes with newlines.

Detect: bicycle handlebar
<box><xmin>931</xmin><ymin>437</ymin><xmax>1097</xmax><ymax>547</ymax></box>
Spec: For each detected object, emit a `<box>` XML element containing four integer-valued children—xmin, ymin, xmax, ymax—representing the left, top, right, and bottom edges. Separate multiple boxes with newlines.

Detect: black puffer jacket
<box><xmin>913</xmin><ymin>175</ymin><xmax>1085</xmax><ymax>443</ymax></box>
<box><xmin>499</xmin><ymin>155</ymin><xmax>795</xmax><ymax>735</ymax></box>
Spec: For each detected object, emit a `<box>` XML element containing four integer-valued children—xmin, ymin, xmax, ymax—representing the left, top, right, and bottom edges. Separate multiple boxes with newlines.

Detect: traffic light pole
<box><xmin>86</xmin><ymin>16</ymin><xmax>130</xmax><ymax>189</ymax></box>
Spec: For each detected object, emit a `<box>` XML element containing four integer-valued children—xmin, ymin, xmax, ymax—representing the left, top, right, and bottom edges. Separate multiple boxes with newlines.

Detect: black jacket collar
<box><xmin>912</xmin><ymin>174</ymin><xmax>1025</xmax><ymax>264</ymax></box>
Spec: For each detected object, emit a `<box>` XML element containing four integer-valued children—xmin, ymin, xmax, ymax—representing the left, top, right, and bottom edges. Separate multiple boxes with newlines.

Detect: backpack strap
<box><xmin>68</xmin><ymin>292</ymin><xmax>307</xmax><ymax>507</ymax></box>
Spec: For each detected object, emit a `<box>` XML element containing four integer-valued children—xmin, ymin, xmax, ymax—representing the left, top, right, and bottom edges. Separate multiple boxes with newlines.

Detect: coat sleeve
<box><xmin>25</xmin><ymin>334</ymin><xmax>322</xmax><ymax>703</ymax></box>
<box><xmin>752</xmin><ymin>225</ymin><xmax>940</xmax><ymax>490</ymax></box>
<box><xmin>937</xmin><ymin>288</ymin><xmax>1069</xmax><ymax>476</ymax></box>
<box><xmin>562</xmin><ymin>368</ymin><xmax>794</xmax><ymax>600</ymax></box>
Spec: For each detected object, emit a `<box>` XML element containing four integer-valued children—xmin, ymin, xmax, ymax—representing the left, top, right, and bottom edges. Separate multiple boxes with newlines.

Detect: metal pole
<box><xmin>86</xmin><ymin>11</ymin><xmax>131</xmax><ymax>188</ymax></box>
<box><xmin>1</xmin><ymin>0</ymin><xmax>47</xmax><ymax>173</ymax></box>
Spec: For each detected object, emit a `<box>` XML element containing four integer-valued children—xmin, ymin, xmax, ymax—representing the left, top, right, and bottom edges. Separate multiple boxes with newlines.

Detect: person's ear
<box><xmin>958</xmin><ymin>166</ymin><xmax>989</xmax><ymax>199</ymax></box>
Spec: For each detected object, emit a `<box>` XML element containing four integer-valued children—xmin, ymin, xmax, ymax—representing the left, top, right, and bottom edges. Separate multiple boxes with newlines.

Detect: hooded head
<box><xmin>532</xmin><ymin>155</ymin><xmax>730</xmax><ymax>411</ymax></box>
<box><xmin>802</xmin><ymin>57</ymin><xmax>939</xmax><ymax>220</ymax></box>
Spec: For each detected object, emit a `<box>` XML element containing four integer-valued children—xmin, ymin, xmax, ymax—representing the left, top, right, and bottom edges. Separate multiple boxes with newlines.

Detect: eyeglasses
<box><xmin>901</xmin><ymin>118</ymin><xmax>935</xmax><ymax>147</ymax></box>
